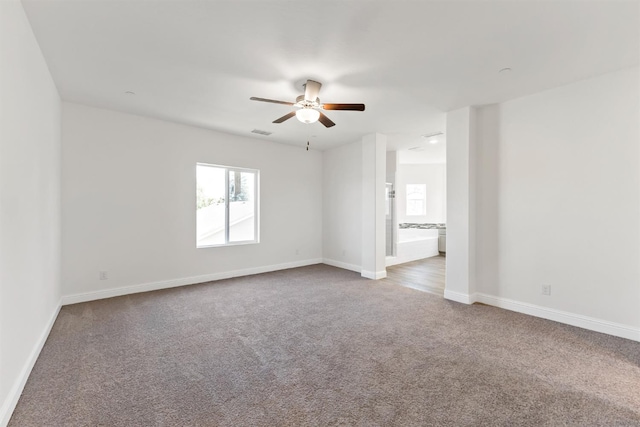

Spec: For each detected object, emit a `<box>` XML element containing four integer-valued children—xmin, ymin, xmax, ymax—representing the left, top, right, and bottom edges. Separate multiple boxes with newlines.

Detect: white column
<box><xmin>361</xmin><ymin>133</ymin><xmax>387</xmax><ymax>279</ymax></box>
<box><xmin>445</xmin><ymin>107</ymin><xmax>477</xmax><ymax>302</ymax></box>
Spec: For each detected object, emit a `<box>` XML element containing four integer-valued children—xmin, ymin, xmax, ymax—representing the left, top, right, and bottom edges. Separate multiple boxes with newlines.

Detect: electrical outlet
<box><xmin>295</xmin><ymin>249</ymin><xmax>299</xmax><ymax>255</ymax></box>
<box><xmin>99</xmin><ymin>271</ymin><xmax>108</xmax><ymax>280</ymax></box>
<box><xmin>541</xmin><ymin>285</ymin><xmax>551</xmax><ymax>296</ymax></box>
<box><xmin>342</xmin><ymin>249</ymin><xmax>346</xmax><ymax>256</ymax></box>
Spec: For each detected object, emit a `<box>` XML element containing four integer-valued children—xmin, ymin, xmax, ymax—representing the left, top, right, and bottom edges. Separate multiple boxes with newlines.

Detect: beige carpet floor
<box><xmin>9</xmin><ymin>264</ymin><xmax>640</xmax><ymax>426</ymax></box>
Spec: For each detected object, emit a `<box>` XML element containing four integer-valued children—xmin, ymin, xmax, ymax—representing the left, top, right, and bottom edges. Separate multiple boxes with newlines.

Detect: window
<box><xmin>196</xmin><ymin>163</ymin><xmax>259</xmax><ymax>247</ymax></box>
<box><xmin>406</xmin><ymin>184</ymin><xmax>426</xmax><ymax>216</ymax></box>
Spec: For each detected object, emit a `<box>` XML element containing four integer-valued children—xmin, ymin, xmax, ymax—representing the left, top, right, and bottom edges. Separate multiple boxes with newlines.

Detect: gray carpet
<box><xmin>9</xmin><ymin>264</ymin><xmax>640</xmax><ymax>426</ymax></box>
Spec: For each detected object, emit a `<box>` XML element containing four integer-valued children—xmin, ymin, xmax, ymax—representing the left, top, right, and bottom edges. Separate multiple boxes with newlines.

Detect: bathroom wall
<box><xmin>396</xmin><ymin>163</ymin><xmax>446</xmax><ymax>224</ymax></box>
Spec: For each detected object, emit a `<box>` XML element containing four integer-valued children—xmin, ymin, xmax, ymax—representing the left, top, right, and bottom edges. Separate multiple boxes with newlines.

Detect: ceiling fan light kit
<box><xmin>250</xmin><ymin>79</ymin><xmax>365</xmax><ymax>128</ymax></box>
<box><xmin>295</xmin><ymin>108</ymin><xmax>320</xmax><ymax>124</ymax></box>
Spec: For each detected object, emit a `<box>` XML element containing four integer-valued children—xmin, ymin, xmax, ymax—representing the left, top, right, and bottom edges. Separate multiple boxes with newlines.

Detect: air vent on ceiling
<box><xmin>251</xmin><ymin>129</ymin><xmax>272</xmax><ymax>136</ymax></box>
<box><xmin>421</xmin><ymin>132</ymin><xmax>444</xmax><ymax>139</ymax></box>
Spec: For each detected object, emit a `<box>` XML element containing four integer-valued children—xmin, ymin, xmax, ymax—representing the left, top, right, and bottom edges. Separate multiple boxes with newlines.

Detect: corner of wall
<box><xmin>443</xmin><ymin>290</ymin><xmax>477</xmax><ymax>305</ymax></box>
<box><xmin>0</xmin><ymin>301</ymin><xmax>62</xmax><ymax>427</ymax></box>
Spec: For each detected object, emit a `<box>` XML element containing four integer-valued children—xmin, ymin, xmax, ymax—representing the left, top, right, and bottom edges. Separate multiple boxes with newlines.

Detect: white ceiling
<box><xmin>22</xmin><ymin>0</ymin><xmax>639</xmax><ymax>151</ymax></box>
<box><xmin>398</xmin><ymin>137</ymin><xmax>447</xmax><ymax>165</ymax></box>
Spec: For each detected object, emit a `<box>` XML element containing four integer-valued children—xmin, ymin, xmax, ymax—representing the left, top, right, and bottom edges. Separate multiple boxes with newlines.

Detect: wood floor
<box><xmin>384</xmin><ymin>255</ymin><xmax>446</xmax><ymax>295</ymax></box>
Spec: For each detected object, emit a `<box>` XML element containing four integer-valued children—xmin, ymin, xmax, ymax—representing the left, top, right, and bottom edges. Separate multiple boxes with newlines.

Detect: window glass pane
<box><xmin>406</xmin><ymin>184</ymin><xmax>426</xmax><ymax>216</ymax></box>
<box><xmin>229</xmin><ymin>170</ymin><xmax>255</xmax><ymax>242</ymax></box>
<box><xmin>196</xmin><ymin>165</ymin><xmax>226</xmax><ymax>247</ymax></box>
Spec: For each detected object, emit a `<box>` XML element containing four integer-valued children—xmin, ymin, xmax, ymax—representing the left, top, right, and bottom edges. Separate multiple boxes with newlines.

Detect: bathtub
<box><xmin>387</xmin><ymin>228</ymin><xmax>440</xmax><ymax>266</ymax></box>
<box><xmin>398</xmin><ymin>228</ymin><xmax>438</xmax><ymax>242</ymax></box>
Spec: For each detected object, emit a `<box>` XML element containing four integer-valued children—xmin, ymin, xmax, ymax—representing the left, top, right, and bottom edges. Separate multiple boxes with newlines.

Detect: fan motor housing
<box><xmin>296</xmin><ymin>95</ymin><xmax>320</xmax><ymax>107</ymax></box>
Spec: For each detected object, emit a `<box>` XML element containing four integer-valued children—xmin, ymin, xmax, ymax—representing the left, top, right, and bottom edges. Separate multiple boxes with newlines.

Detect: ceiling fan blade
<box><xmin>250</xmin><ymin>97</ymin><xmax>295</xmax><ymax>106</ymax></box>
<box><xmin>272</xmin><ymin>111</ymin><xmax>297</xmax><ymax>123</ymax></box>
<box><xmin>318</xmin><ymin>111</ymin><xmax>336</xmax><ymax>128</ymax></box>
<box><xmin>304</xmin><ymin>80</ymin><xmax>322</xmax><ymax>102</ymax></box>
<box><xmin>322</xmin><ymin>103</ymin><xmax>365</xmax><ymax>111</ymax></box>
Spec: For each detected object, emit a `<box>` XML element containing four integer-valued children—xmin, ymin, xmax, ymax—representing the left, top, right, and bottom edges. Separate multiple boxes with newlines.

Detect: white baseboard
<box><xmin>321</xmin><ymin>259</ymin><xmax>386</xmax><ymax>280</ymax></box>
<box><xmin>322</xmin><ymin>258</ymin><xmax>361</xmax><ymax>274</ymax></box>
<box><xmin>444</xmin><ymin>289</ymin><xmax>477</xmax><ymax>304</ymax></box>
<box><xmin>475</xmin><ymin>293</ymin><xmax>640</xmax><ymax>342</ymax></box>
<box><xmin>62</xmin><ymin>258</ymin><xmax>323</xmax><ymax>305</ymax></box>
<box><xmin>361</xmin><ymin>270</ymin><xmax>387</xmax><ymax>280</ymax></box>
<box><xmin>0</xmin><ymin>300</ymin><xmax>61</xmax><ymax>427</ymax></box>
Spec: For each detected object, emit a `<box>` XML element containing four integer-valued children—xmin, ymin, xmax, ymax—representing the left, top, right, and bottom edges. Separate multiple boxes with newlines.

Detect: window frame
<box><xmin>196</xmin><ymin>162</ymin><xmax>260</xmax><ymax>248</ymax></box>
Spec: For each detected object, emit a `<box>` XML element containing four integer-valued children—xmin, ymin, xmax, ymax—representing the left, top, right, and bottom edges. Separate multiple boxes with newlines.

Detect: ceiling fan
<box><xmin>250</xmin><ymin>80</ymin><xmax>365</xmax><ymax>128</ymax></box>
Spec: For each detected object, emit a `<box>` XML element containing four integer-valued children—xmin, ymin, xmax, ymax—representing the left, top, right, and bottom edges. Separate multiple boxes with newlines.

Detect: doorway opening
<box><xmin>384</xmin><ymin>133</ymin><xmax>446</xmax><ymax>295</ymax></box>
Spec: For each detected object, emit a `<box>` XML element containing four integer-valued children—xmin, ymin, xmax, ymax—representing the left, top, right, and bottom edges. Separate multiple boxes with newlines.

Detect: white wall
<box><xmin>475</xmin><ymin>67</ymin><xmax>640</xmax><ymax>336</ymax></box>
<box><xmin>322</xmin><ymin>140</ymin><xmax>363</xmax><ymax>272</ymax></box>
<box><xmin>0</xmin><ymin>1</ymin><xmax>62</xmax><ymax>424</ymax></box>
<box><xmin>61</xmin><ymin>103</ymin><xmax>323</xmax><ymax>299</ymax></box>
<box><xmin>386</xmin><ymin>150</ymin><xmax>397</xmax><ymax>184</ymax></box>
<box><xmin>396</xmin><ymin>164</ymin><xmax>446</xmax><ymax>224</ymax></box>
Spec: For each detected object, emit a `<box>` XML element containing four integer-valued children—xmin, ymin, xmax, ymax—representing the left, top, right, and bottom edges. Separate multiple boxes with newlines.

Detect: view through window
<box><xmin>196</xmin><ymin>163</ymin><xmax>259</xmax><ymax>247</ymax></box>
